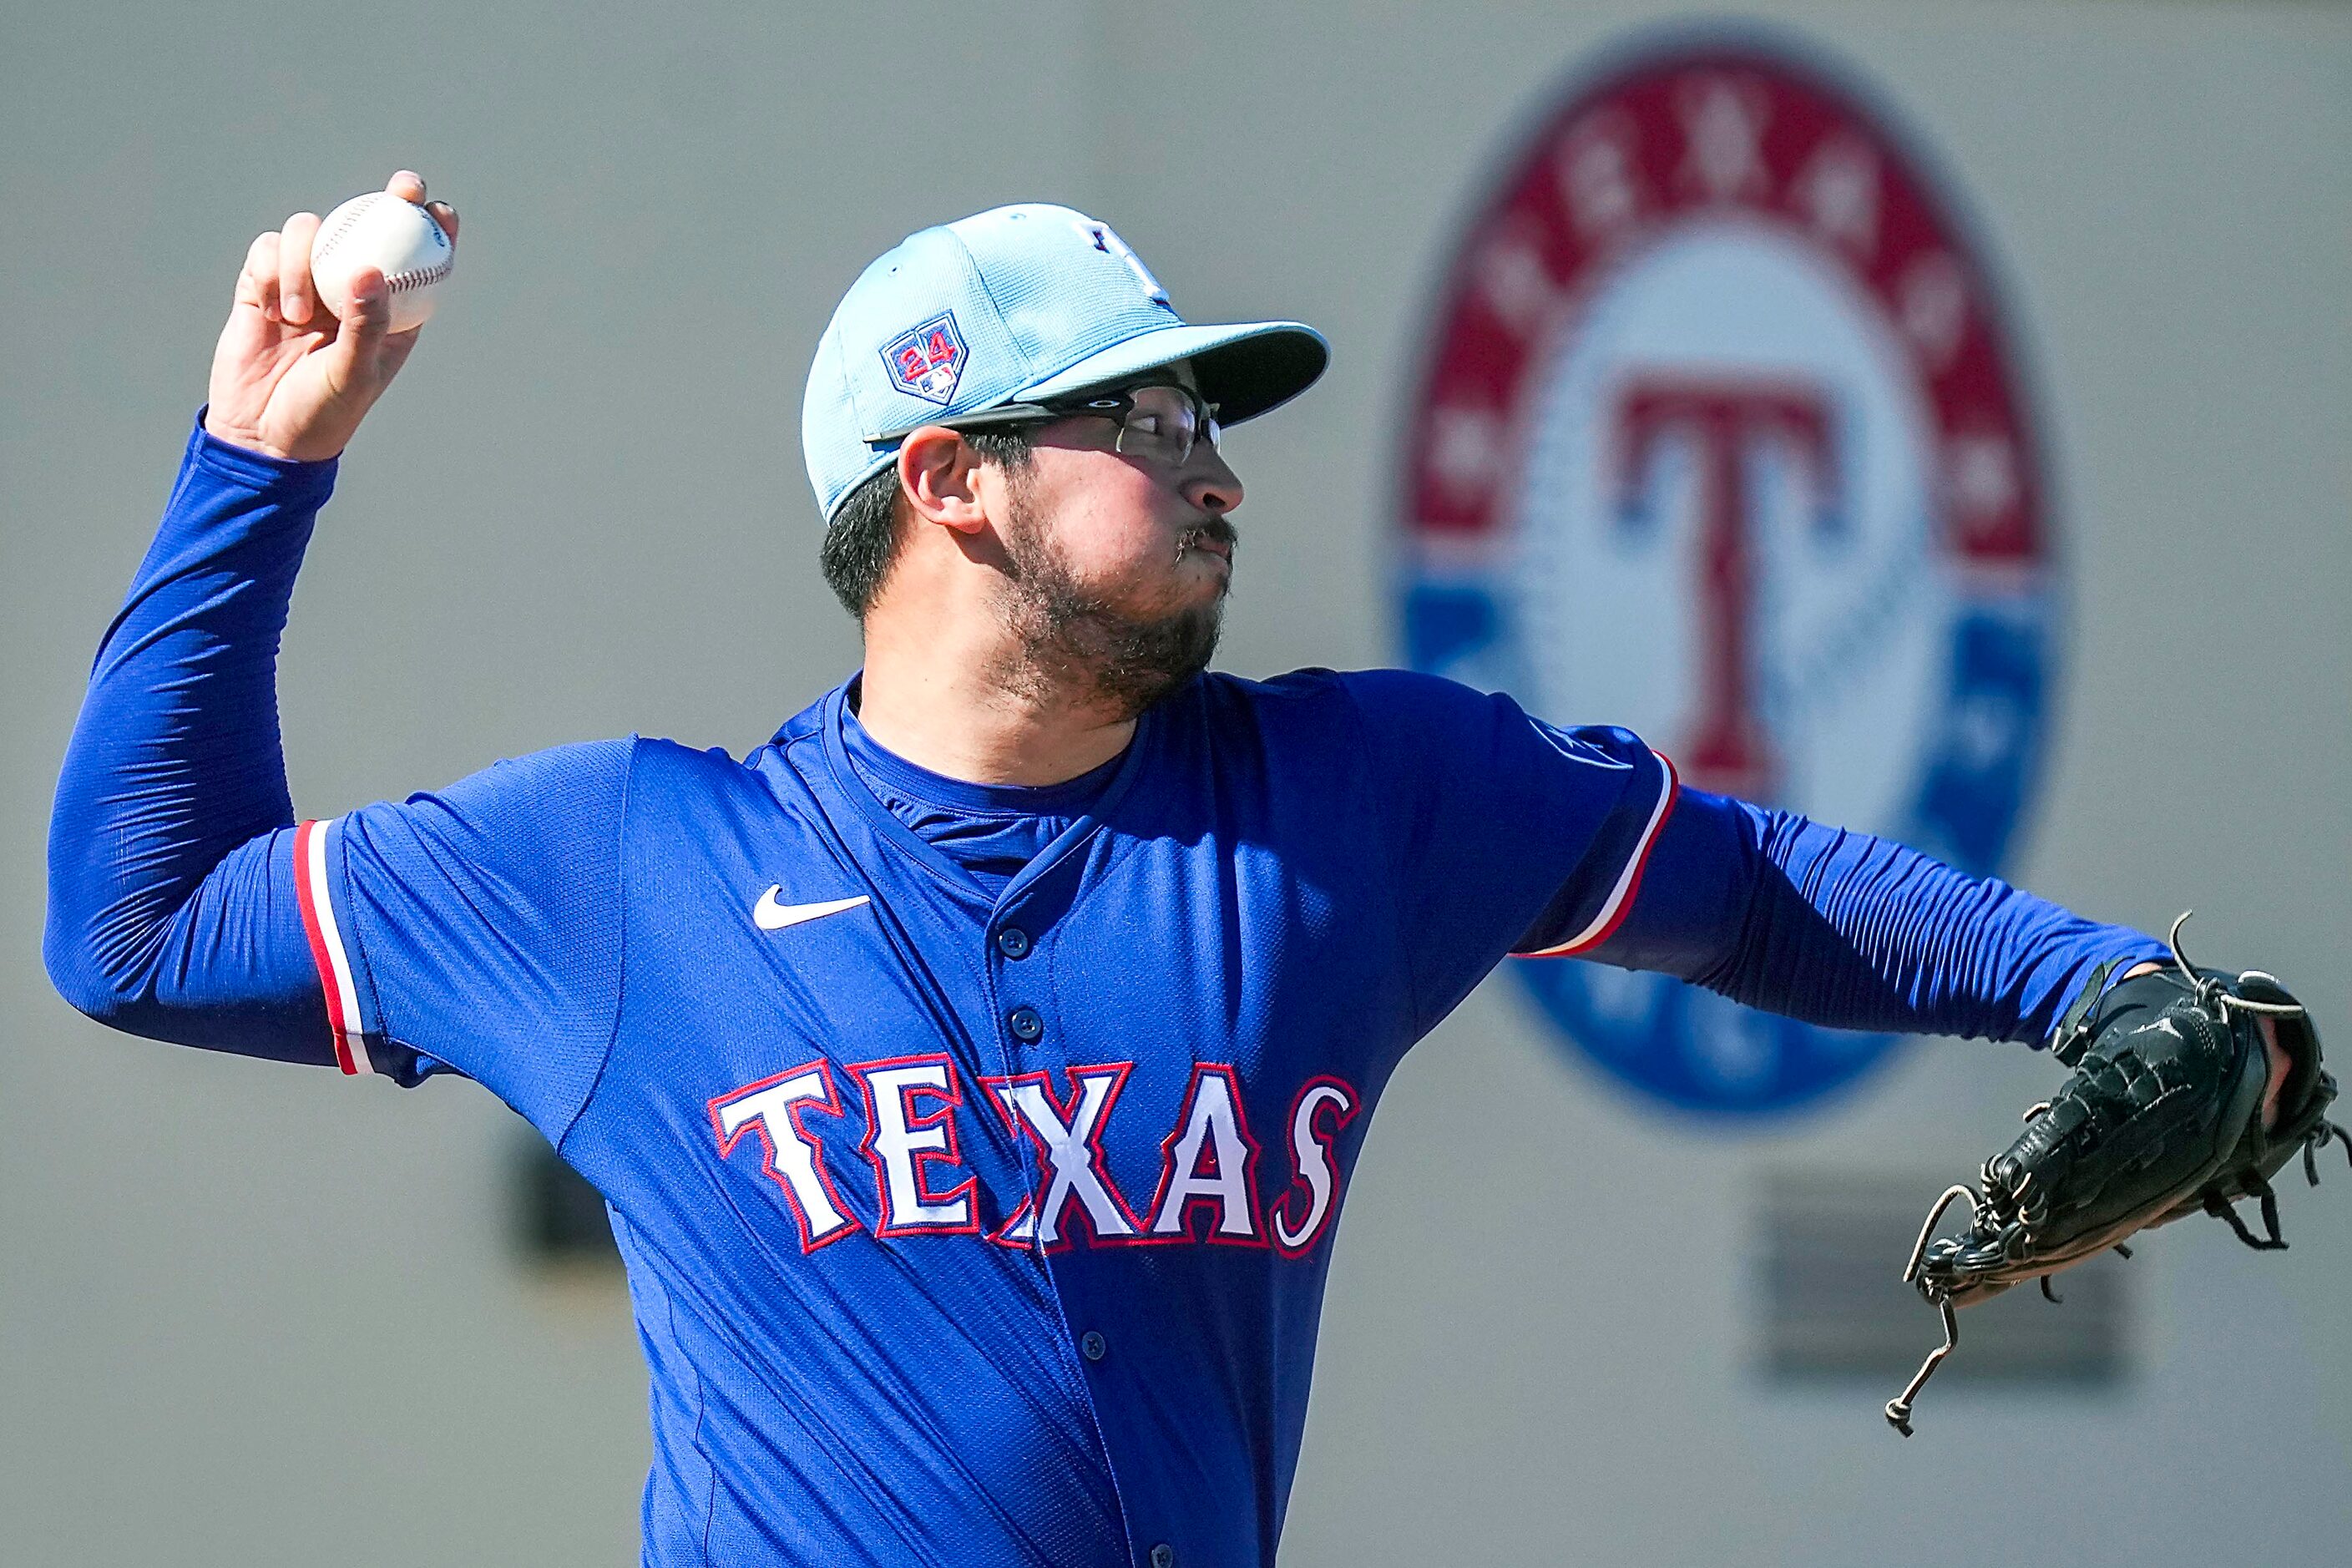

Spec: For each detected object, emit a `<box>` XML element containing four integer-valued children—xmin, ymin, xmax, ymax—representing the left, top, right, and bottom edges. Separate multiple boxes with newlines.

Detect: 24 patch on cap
<box><xmin>882</xmin><ymin>311</ymin><xmax>967</xmax><ymax>404</ymax></box>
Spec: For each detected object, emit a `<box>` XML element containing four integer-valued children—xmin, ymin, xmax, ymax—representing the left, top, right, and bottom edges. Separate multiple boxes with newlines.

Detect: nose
<box><xmin>1183</xmin><ymin>443</ymin><xmax>1245</xmax><ymax>517</ymax></box>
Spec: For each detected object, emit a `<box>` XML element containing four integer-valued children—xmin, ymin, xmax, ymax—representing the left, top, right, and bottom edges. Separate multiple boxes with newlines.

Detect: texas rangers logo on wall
<box><xmin>1398</xmin><ymin>33</ymin><xmax>2057</xmax><ymax>1116</ymax></box>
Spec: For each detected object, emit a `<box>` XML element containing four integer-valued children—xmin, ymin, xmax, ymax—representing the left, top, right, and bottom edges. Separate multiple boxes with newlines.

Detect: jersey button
<box><xmin>995</xmin><ymin>926</ymin><xmax>1032</xmax><ymax>959</ymax></box>
<box><xmin>1149</xmin><ymin>1545</ymin><xmax>1176</xmax><ymax>1568</ymax></box>
<box><xmin>1080</xmin><ymin>1330</ymin><xmax>1106</xmax><ymax>1362</ymax></box>
<box><xmin>1008</xmin><ymin>1006</ymin><xmax>1044</xmax><ymax>1042</ymax></box>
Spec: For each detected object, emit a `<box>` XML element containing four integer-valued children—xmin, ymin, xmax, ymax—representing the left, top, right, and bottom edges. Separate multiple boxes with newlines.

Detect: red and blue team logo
<box><xmin>883</xmin><ymin>311</ymin><xmax>968</xmax><ymax>405</ymax></box>
<box><xmin>1397</xmin><ymin>31</ymin><xmax>2057</xmax><ymax>1118</ymax></box>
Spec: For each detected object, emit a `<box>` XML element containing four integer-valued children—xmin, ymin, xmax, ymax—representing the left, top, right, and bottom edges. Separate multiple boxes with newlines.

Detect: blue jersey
<box><xmin>48</xmin><ymin>420</ymin><xmax>2165</xmax><ymax>1566</ymax></box>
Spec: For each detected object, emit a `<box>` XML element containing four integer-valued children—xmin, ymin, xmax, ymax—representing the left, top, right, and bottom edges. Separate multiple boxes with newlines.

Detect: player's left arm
<box><xmin>1339</xmin><ymin>666</ymin><xmax>2164</xmax><ymax>1051</ymax></box>
<box><xmin>1581</xmin><ymin>787</ymin><xmax>2165</xmax><ymax>1045</ymax></box>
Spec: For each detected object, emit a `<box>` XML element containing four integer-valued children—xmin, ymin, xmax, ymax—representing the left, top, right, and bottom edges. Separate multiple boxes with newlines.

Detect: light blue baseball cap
<box><xmin>802</xmin><ymin>204</ymin><xmax>1328</xmax><ymax>519</ymax></box>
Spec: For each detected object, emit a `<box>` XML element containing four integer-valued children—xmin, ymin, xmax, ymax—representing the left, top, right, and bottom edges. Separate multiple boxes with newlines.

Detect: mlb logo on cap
<box><xmin>883</xmin><ymin>312</ymin><xmax>967</xmax><ymax>405</ymax></box>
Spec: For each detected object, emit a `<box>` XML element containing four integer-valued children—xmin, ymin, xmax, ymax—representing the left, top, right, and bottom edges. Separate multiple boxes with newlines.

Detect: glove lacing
<box><xmin>2164</xmin><ymin>910</ymin><xmax>2305</xmax><ymax>1024</ymax></box>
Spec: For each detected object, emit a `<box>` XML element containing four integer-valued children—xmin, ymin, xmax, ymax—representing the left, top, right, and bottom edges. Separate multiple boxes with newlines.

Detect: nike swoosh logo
<box><xmin>753</xmin><ymin>888</ymin><xmax>871</xmax><ymax>932</ymax></box>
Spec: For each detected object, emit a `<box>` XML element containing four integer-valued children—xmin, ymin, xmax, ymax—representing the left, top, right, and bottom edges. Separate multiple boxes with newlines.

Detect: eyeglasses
<box><xmin>866</xmin><ymin>382</ymin><xmax>1224</xmax><ymax>468</ymax></box>
<box><xmin>1041</xmin><ymin>383</ymin><xmax>1224</xmax><ymax>468</ymax></box>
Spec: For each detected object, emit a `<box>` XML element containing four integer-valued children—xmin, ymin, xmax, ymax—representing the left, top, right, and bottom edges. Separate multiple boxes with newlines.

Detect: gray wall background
<box><xmin>4</xmin><ymin>3</ymin><xmax>2346</xmax><ymax>1563</ymax></box>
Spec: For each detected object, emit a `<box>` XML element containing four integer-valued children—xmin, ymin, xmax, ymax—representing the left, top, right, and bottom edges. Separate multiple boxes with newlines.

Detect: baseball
<box><xmin>309</xmin><ymin>190</ymin><xmax>454</xmax><ymax>333</ymax></box>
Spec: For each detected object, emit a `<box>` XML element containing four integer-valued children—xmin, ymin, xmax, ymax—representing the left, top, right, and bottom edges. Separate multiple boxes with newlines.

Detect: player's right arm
<box><xmin>45</xmin><ymin>170</ymin><xmax>448</xmax><ymax>1050</ymax></box>
<box><xmin>47</xmin><ymin>176</ymin><xmax>625</xmax><ymax>1141</ymax></box>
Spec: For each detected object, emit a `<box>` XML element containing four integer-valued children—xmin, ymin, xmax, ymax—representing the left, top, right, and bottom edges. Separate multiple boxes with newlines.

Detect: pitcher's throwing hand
<box><xmin>204</xmin><ymin>169</ymin><xmax>458</xmax><ymax>462</ymax></box>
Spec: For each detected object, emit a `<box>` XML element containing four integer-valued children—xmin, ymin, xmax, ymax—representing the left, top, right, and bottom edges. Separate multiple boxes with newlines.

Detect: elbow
<box><xmin>43</xmin><ymin>870</ymin><xmax>331</xmax><ymax>1063</ymax></box>
<box><xmin>42</xmin><ymin>865</ymin><xmax>176</xmax><ymax>1034</ymax></box>
<box><xmin>43</xmin><ymin>913</ymin><xmax>150</xmax><ymax>1030</ymax></box>
<box><xmin>43</xmin><ymin>815</ymin><xmax>316</xmax><ymax>1053</ymax></box>
<box><xmin>44</xmin><ymin>814</ymin><xmax>152</xmax><ymax>1029</ymax></box>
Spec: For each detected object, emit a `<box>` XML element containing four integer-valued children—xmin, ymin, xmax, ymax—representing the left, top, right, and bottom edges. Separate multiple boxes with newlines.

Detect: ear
<box><xmin>897</xmin><ymin>427</ymin><xmax>989</xmax><ymax>535</ymax></box>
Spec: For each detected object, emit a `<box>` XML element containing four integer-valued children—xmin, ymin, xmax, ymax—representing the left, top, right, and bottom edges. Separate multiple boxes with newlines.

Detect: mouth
<box><xmin>1177</xmin><ymin>522</ymin><xmax>1236</xmax><ymax>565</ymax></box>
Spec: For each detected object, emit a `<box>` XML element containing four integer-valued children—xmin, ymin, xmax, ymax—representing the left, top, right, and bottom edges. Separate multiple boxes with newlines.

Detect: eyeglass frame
<box><xmin>862</xmin><ymin>380</ymin><xmax>1224</xmax><ymax>467</ymax></box>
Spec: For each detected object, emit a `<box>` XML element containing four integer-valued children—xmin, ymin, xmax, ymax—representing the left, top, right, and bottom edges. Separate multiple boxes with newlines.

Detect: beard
<box><xmin>994</xmin><ymin>489</ymin><xmax>1231</xmax><ymax>721</ymax></box>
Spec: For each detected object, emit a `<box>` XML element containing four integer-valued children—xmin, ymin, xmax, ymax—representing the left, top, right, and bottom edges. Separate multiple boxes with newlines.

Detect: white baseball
<box><xmin>309</xmin><ymin>190</ymin><xmax>454</xmax><ymax>333</ymax></box>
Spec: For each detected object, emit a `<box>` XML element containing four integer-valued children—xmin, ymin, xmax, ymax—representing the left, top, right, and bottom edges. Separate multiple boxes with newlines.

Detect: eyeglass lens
<box><xmin>1110</xmin><ymin>386</ymin><xmax>1219</xmax><ymax>466</ymax></box>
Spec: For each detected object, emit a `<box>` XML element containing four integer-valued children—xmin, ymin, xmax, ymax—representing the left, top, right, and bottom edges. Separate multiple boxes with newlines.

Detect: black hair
<box><xmin>818</xmin><ymin>429</ymin><xmax>1036</xmax><ymax>618</ymax></box>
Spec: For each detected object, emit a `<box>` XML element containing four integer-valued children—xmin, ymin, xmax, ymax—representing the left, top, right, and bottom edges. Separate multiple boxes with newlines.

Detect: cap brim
<box><xmin>1016</xmin><ymin>320</ymin><xmax>1329</xmax><ymax>427</ymax></box>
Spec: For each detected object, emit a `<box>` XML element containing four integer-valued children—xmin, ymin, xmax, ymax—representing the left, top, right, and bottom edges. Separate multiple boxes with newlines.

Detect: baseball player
<box><xmin>45</xmin><ymin>171</ymin><xmax>2299</xmax><ymax>1565</ymax></box>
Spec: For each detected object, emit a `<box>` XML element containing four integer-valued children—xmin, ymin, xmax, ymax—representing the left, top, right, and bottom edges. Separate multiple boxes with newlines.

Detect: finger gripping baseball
<box><xmin>1883</xmin><ymin>913</ymin><xmax>2343</xmax><ymax>1435</ymax></box>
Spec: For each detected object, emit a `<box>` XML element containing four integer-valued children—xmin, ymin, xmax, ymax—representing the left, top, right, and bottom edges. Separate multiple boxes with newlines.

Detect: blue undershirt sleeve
<box><xmin>1586</xmin><ymin>785</ymin><xmax>2167</xmax><ymax>1044</ymax></box>
<box><xmin>46</xmin><ymin>417</ymin><xmax>345</xmax><ymax>1065</ymax></box>
<box><xmin>45</xmin><ymin>414</ymin><xmax>630</xmax><ymax>1139</ymax></box>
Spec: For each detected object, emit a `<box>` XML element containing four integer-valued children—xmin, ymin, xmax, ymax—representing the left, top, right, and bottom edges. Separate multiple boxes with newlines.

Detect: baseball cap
<box><xmin>802</xmin><ymin>204</ymin><xmax>1328</xmax><ymax>519</ymax></box>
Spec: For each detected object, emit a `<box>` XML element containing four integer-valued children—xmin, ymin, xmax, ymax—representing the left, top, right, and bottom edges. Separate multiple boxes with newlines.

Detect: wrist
<box><xmin>199</xmin><ymin>406</ymin><xmax>346</xmax><ymax>465</ymax></box>
<box><xmin>188</xmin><ymin>407</ymin><xmax>340</xmax><ymax>498</ymax></box>
<box><xmin>200</xmin><ymin>405</ymin><xmax>285</xmax><ymax>458</ymax></box>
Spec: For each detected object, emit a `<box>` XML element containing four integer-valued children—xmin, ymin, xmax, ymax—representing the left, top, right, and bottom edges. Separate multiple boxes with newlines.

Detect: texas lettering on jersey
<box><xmin>711</xmin><ymin>1057</ymin><xmax>1358</xmax><ymax>1257</ymax></box>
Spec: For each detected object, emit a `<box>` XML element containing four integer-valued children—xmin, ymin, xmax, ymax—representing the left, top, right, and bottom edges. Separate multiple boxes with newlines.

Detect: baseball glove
<box><xmin>1884</xmin><ymin>913</ymin><xmax>2345</xmax><ymax>1436</ymax></box>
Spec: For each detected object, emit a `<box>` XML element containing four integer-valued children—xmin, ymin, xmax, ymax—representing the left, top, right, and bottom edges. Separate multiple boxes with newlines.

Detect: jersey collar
<box><xmin>814</xmin><ymin>676</ymin><xmax>1166</xmax><ymax>912</ymax></box>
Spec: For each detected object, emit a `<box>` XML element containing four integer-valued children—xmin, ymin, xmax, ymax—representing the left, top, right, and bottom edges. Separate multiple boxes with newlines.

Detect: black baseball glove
<box><xmin>1884</xmin><ymin>913</ymin><xmax>2345</xmax><ymax>1436</ymax></box>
